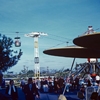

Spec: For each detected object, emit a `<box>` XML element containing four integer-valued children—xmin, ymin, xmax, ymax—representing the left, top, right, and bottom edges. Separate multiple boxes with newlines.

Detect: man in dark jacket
<box><xmin>70</xmin><ymin>74</ymin><xmax>75</xmax><ymax>90</ymax></box>
<box><xmin>5</xmin><ymin>80</ymin><xmax>18</xmax><ymax>100</ymax></box>
<box><xmin>75</xmin><ymin>76</ymin><xmax>79</xmax><ymax>90</ymax></box>
<box><xmin>24</xmin><ymin>78</ymin><xmax>38</xmax><ymax>100</ymax></box>
<box><xmin>58</xmin><ymin>76</ymin><xmax>65</xmax><ymax>93</ymax></box>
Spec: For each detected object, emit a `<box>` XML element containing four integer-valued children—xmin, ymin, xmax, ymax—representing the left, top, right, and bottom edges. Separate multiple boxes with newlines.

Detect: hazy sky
<box><xmin>0</xmin><ymin>0</ymin><xmax>100</xmax><ymax>73</ymax></box>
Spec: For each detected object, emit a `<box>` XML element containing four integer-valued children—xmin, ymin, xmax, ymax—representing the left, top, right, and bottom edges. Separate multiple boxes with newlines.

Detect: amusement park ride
<box><xmin>25</xmin><ymin>32</ymin><xmax>47</xmax><ymax>79</ymax></box>
<box><xmin>43</xmin><ymin>26</ymin><xmax>100</xmax><ymax>77</ymax></box>
<box><xmin>43</xmin><ymin>26</ymin><xmax>100</xmax><ymax>100</ymax></box>
<box><xmin>14</xmin><ymin>32</ymin><xmax>21</xmax><ymax>47</ymax></box>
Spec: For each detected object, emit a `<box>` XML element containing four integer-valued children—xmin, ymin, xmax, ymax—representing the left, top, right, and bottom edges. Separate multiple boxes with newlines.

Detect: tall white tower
<box><xmin>25</xmin><ymin>32</ymin><xmax>47</xmax><ymax>79</ymax></box>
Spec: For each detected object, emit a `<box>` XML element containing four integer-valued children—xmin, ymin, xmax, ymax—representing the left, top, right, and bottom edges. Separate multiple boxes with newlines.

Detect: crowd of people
<box><xmin>5</xmin><ymin>78</ymin><xmax>40</xmax><ymax>100</ymax></box>
<box><xmin>4</xmin><ymin>76</ymin><xmax>80</xmax><ymax>100</ymax></box>
<box><xmin>4</xmin><ymin>74</ymin><xmax>100</xmax><ymax>100</ymax></box>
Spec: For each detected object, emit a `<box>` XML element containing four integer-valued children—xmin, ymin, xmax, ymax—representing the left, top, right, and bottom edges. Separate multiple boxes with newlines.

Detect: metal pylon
<box><xmin>72</xmin><ymin>61</ymin><xmax>100</xmax><ymax>79</ymax></box>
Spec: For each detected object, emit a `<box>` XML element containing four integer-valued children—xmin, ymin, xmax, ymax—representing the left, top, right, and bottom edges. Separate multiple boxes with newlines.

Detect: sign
<box><xmin>87</xmin><ymin>58</ymin><xmax>97</xmax><ymax>63</ymax></box>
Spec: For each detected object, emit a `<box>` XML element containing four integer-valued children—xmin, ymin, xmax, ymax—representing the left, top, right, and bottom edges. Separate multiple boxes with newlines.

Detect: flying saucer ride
<box><xmin>43</xmin><ymin>26</ymin><xmax>100</xmax><ymax>100</ymax></box>
<box><xmin>43</xmin><ymin>26</ymin><xmax>100</xmax><ymax>77</ymax></box>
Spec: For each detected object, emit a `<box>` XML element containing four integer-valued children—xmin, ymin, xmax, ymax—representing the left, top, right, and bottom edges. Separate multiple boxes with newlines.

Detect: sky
<box><xmin>0</xmin><ymin>0</ymin><xmax>100</xmax><ymax>73</ymax></box>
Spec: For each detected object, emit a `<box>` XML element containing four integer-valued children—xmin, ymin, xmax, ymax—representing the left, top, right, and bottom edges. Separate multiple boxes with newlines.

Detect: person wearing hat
<box><xmin>24</xmin><ymin>78</ymin><xmax>38</xmax><ymax>100</ymax></box>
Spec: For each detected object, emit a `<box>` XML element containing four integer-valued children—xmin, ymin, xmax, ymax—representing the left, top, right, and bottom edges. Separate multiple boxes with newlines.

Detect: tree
<box><xmin>55</xmin><ymin>67</ymin><xmax>64</xmax><ymax>78</ymax></box>
<box><xmin>18</xmin><ymin>70</ymin><xmax>34</xmax><ymax>78</ymax></box>
<box><xmin>0</xmin><ymin>34</ymin><xmax>23</xmax><ymax>72</ymax></box>
<box><xmin>63</xmin><ymin>68</ymin><xmax>70</xmax><ymax>72</ymax></box>
<box><xmin>27</xmin><ymin>70</ymin><xmax>34</xmax><ymax>75</ymax></box>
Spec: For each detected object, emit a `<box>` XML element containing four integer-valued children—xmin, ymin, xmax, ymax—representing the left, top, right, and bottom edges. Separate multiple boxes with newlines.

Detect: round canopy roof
<box><xmin>73</xmin><ymin>32</ymin><xmax>100</xmax><ymax>49</ymax></box>
<box><xmin>43</xmin><ymin>47</ymin><xmax>100</xmax><ymax>58</ymax></box>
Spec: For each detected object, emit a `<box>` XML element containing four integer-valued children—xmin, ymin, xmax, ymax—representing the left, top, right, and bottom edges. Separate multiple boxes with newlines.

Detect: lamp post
<box><xmin>27</xmin><ymin>67</ymin><xmax>28</xmax><ymax>78</ymax></box>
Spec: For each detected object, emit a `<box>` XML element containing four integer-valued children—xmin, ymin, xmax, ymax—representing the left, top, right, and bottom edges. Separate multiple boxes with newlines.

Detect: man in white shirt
<box><xmin>96</xmin><ymin>74</ymin><xmax>100</xmax><ymax>85</ymax></box>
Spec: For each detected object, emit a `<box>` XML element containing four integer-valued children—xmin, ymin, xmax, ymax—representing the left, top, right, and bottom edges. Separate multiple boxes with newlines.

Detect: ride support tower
<box><xmin>25</xmin><ymin>32</ymin><xmax>47</xmax><ymax>79</ymax></box>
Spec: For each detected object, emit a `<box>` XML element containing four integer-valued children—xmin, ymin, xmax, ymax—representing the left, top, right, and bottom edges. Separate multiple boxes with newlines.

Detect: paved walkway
<box><xmin>0</xmin><ymin>88</ymin><xmax>80</xmax><ymax>100</ymax></box>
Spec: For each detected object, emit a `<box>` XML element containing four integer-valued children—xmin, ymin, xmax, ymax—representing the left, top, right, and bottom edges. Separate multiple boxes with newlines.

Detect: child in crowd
<box><xmin>80</xmin><ymin>84</ymin><xmax>85</xmax><ymax>96</ymax></box>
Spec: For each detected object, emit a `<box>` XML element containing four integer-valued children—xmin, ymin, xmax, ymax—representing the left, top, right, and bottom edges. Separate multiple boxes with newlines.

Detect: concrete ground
<box><xmin>0</xmin><ymin>88</ymin><xmax>80</xmax><ymax>100</ymax></box>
